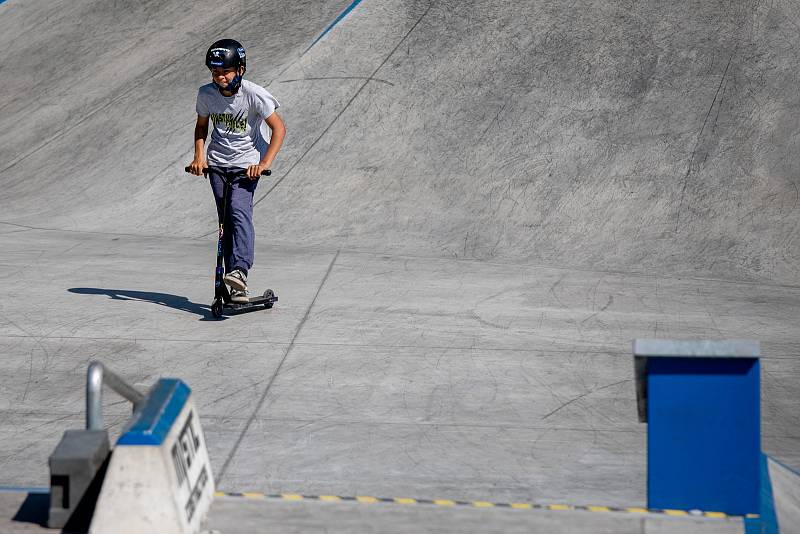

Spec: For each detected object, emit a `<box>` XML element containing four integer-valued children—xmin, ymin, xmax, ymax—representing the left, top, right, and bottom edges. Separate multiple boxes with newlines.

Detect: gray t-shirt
<box><xmin>195</xmin><ymin>79</ymin><xmax>280</xmax><ymax>168</ymax></box>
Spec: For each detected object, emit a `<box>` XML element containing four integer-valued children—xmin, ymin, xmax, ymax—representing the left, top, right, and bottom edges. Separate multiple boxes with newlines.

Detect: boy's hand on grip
<box><xmin>247</xmin><ymin>163</ymin><xmax>268</xmax><ymax>180</ymax></box>
<box><xmin>188</xmin><ymin>160</ymin><xmax>207</xmax><ymax>176</ymax></box>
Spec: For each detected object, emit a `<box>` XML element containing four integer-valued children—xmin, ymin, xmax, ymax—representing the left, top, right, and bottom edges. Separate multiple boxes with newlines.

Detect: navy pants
<box><xmin>208</xmin><ymin>167</ymin><xmax>259</xmax><ymax>274</ymax></box>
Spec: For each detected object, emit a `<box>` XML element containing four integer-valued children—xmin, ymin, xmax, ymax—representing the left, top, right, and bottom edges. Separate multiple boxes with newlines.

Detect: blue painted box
<box><xmin>634</xmin><ymin>340</ymin><xmax>761</xmax><ymax>515</ymax></box>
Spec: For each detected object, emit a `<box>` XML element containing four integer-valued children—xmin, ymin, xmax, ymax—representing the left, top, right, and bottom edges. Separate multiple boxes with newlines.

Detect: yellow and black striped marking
<box><xmin>214</xmin><ymin>492</ymin><xmax>750</xmax><ymax>520</ymax></box>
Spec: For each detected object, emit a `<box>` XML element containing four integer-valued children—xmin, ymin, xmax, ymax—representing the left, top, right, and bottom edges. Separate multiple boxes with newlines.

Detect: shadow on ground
<box><xmin>11</xmin><ymin>492</ymin><xmax>47</xmax><ymax>528</ymax></box>
<box><xmin>68</xmin><ymin>288</ymin><xmax>213</xmax><ymax>319</ymax></box>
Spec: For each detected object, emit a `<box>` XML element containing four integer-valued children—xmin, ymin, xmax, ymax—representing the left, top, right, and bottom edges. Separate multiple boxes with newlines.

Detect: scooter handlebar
<box><xmin>184</xmin><ymin>166</ymin><xmax>271</xmax><ymax>176</ymax></box>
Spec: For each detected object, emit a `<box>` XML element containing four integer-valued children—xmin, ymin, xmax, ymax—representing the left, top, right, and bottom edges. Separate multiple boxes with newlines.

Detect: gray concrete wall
<box><xmin>1</xmin><ymin>0</ymin><xmax>799</xmax><ymax>284</ymax></box>
<box><xmin>0</xmin><ymin>0</ymin><xmax>352</xmax><ymax>237</ymax></box>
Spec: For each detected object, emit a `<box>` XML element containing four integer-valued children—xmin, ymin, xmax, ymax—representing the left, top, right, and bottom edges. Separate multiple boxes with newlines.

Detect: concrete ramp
<box><xmin>2</xmin><ymin>0</ymin><xmax>800</xmax><ymax>284</ymax></box>
<box><xmin>0</xmin><ymin>0</ymin><xmax>352</xmax><ymax>235</ymax></box>
<box><xmin>256</xmin><ymin>0</ymin><xmax>800</xmax><ymax>283</ymax></box>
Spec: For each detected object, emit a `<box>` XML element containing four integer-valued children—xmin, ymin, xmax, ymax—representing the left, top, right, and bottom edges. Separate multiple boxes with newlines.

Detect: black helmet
<box><xmin>205</xmin><ymin>39</ymin><xmax>247</xmax><ymax>73</ymax></box>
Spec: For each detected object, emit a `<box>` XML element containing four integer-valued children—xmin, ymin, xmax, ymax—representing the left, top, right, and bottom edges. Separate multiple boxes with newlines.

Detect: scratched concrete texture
<box><xmin>769</xmin><ymin>458</ymin><xmax>800</xmax><ymax>533</ymax></box>
<box><xmin>2</xmin><ymin>0</ymin><xmax>800</xmax><ymax>284</ymax></box>
<box><xmin>0</xmin><ymin>0</ymin><xmax>799</xmax><ymax>531</ymax></box>
<box><xmin>0</xmin><ymin>491</ymin><xmax>745</xmax><ymax>534</ymax></box>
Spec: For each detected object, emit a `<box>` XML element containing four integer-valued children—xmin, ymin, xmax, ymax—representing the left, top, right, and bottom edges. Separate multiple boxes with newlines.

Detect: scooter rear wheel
<box><xmin>211</xmin><ymin>298</ymin><xmax>224</xmax><ymax>318</ymax></box>
<box><xmin>263</xmin><ymin>289</ymin><xmax>275</xmax><ymax>309</ymax></box>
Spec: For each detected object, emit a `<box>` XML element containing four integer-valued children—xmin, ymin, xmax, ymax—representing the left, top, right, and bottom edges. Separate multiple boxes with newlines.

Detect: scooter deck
<box><xmin>213</xmin><ymin>289</ymin><xmax>278</xmax><ymax>317</ymax></box>
<box><xmin>223</xmin><ymin>293</ymin><xmax>278</xmax><ymax>310</ymax></box>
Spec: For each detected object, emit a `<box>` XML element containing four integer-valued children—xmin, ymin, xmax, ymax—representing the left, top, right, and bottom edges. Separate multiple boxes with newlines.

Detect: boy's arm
<box><xmin>188</xmin><ymin>115</ymin><xmax>210</xmax><ymax>175</ymax></box>
<box><xmin>247</xmin><ymin>111</ymin><xmax>286</xmax><ymax>179</ymax></box>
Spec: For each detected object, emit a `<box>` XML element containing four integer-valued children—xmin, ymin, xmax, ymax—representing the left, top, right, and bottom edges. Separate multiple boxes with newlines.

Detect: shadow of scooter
<box><xmin>68</xmin><ymin>288</ymin><xmax>218</xmax><ymax>320</ymax></box>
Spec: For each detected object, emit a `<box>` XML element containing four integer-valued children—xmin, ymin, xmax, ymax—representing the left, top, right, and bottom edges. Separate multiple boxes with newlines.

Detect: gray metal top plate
<box><xmin>633</xmin><ymin>340</ymin><xmax>761</xmax><ymax>359</ymax></box>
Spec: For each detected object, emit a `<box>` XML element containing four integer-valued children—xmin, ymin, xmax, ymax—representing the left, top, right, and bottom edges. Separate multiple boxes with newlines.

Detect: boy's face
<box><xmin>211</xmin><ymin>66</ymin><xmax>242</xmax><ymax>87</ymax></box>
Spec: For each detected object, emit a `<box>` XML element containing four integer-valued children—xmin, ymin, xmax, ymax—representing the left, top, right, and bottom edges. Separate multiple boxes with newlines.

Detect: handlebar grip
<box><xmin>184</xmin><ymin>166</ymin><xmax>271</xmax><ymax>176</ymax></box>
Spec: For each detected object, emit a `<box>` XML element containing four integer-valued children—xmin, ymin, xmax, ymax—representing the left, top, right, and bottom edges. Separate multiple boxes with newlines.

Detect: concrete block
<box><xmin>89</xmin><ymin>379</ymin><xmax>214</xmax><ymax>534</ymax></box>
<box><xmin>48</xmin><ymin>429</ymin><xmax>110</xmax><ymax>529</ymax></box>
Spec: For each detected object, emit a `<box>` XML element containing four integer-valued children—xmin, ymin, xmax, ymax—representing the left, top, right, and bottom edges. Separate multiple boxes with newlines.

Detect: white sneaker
<box><xmin>230</xmin><ymin>288</ymin><xmax>250</xmax><ymax>304</ymax></box>
<box><xmin>224</xmin><ymin>269</ymin><xmax>247</xmax><ymax>291</ymax></box>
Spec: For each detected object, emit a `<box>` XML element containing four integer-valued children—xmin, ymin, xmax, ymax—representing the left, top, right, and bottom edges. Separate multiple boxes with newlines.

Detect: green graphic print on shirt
<box><xmin>211</xmin><ymin>110</ymin><xmax>247</xmax><ymax>134</ymax></box>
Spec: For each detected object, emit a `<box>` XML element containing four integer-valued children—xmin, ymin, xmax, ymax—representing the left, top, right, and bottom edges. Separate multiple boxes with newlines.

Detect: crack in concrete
<box><xmin>279</xmin><ymin>76</ymin><xmax>395</xmax><ymax>86</ymax></box>
<box><xmin>541</xmin><ymin>379</ymin><xmax>631</xmax><ymax>420</ymax></box>
<box><xmin>674</xmin><ymin>49</ymin><xmax>736</xmax><ymax>234</ymax></box>
<box><xmin>249</xmin><ymin>1</ymin><xmax>436</xmax><ymax>211</ymax></box>
<box><xmin>216</xmin><ymin>249</ymin><xmax>341</xmax><ymax>484</ymax></box>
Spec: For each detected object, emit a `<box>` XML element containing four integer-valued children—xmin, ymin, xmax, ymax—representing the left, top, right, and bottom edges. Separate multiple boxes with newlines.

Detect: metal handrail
<box><xmin>86</xmin><ymin>361</ymin><xmax>145</xmax><ymax>430</ymax></box>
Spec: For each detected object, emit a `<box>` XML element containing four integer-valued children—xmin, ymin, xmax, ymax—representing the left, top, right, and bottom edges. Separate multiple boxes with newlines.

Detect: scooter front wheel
<box><xmin>211</xmin><ymin>298</ymin><xmax>224</xmax><ymax>318</ymax></box>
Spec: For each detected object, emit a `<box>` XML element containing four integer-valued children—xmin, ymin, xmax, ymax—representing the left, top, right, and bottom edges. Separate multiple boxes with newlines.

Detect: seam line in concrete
<box><xmin>216</xmin><ymin>249</ymin><xmax>341</xmax><ymax>483</ymax></box>
<box><xmin>0</xmin><ymin>334</ymin><xmax>635</xmax><ymax>353</ymax></box>
<box><xmin>2</xmin><ymin>334</ymin><xmax>798</xmax><ymax>359</ymax></box>
<box><xmin>0</xmin><ymin>220</ymin><xmax>208</xmax><ymax>243</ymax></box>
<box><xmin>3</xmin><ymin>223</ymin><xmax>800</xmax><ymax>289</ymax></box>
<box><xmin>2</xmin><ymin>409</ymin><xmax>794</xmax><ymax>437</ymax></box>
<box><xmin>0</xmin><ymin>411</ymin><xmax>649</xmax><ymax>433</ymax></box>
<box><xmin>248</xmin><ymin>1</ymin><xmax>435</xmax><ymax>211</ymax></box>
<box><xmin>208</xmin><ymin>419</ymin><xmax>648</xmax><ymax>434</ymax></box>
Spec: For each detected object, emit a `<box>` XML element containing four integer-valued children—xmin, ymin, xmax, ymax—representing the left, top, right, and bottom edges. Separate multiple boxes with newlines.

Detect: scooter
<box><xmin>185</xmin><ymin>166</ymin><xmax>278</xmax><ymax>319</ymax></box>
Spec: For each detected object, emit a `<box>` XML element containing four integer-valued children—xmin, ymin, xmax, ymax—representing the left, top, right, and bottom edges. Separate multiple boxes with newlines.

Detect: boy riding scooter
<box><xmin>187</xmin><ymin>39</ymin><xmax>285</xmax><ymax>304</ymax></box>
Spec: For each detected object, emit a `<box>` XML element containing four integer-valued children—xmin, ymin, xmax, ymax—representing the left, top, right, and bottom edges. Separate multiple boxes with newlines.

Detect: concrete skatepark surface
<box><xmin>1</xmin><ymin>0</ymin><xmax>799</xmax><ymax>531</ymax></box>
<box><xmin>0</xmin><ymin>491</ymin><xmax>746</xmax><ymax>533</ymax></box>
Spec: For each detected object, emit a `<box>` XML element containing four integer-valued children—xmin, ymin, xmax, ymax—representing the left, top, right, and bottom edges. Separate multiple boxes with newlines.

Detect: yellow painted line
<box><xmin>663</xmin><ymin>509</ymin><xmax>688</xmax><ymax>516</ymax></box>
<box><xmin>587</xmin><ymin>506</ymin><xmax>610</xmax><ymax>513</ymax></box>
<box><xmin>214</xmin><ymin>491</ymin><xmax>747</xmax><ymax>519</ymax></box>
